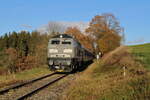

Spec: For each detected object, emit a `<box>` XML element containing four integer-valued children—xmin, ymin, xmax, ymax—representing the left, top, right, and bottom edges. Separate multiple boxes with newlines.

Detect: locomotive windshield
<box><xmin>51</xmin><ymin>40</ymin><xmax>60</xmax><ymax>44</ymax></box>
<box><xmin>62</xmin><ymin>41</ymin><xmax>71</xmax><ymax>44</ymax></box>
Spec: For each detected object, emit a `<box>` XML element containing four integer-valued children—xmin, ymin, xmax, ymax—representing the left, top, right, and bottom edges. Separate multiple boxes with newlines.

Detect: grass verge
<box><xmin>0</xmin><ymin>65</ymin><xmax>51</xmax><ymax>89</ymax></box>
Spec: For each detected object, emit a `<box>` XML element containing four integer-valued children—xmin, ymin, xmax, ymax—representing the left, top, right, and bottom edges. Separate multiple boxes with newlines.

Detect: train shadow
<box><xmin>55</xmin><ymin>60</ymin><xmax>94</xmax><ymax>74</ymax></box>
<box><xmin>77</xmin><ymin>60</ymin><xmax>93</xmax><ymax>72</ymax></box>
<box><xmin>56</xmin><ymin>72</ymin><xmax>73</xmax><ymax>74</ymax></box>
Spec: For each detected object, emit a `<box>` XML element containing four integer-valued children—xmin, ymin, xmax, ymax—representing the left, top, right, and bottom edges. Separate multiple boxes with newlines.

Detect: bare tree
<box><xmin>46</xmin><ymin>21</ymin><xmax>66</xmax><ymax>34</ymax></box>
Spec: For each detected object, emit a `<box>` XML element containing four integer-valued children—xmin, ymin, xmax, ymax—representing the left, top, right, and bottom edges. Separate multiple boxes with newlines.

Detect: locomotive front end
<box><xmin>47</xmin><ymin>34</ymin><xmax>75</xmax><ymax>72</ymax></box>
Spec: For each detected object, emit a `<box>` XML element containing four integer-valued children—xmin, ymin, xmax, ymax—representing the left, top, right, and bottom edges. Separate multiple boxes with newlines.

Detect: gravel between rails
<box><xmin>0</xmin><ymin>74</ymin><xmax>61</xmax><ymax>100</ymax></box>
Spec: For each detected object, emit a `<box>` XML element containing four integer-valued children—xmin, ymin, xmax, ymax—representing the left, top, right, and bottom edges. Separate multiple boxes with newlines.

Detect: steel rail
<box><xmin>0</xmin><ymin>72</ymin><xmax>57</xmax><ymax>94</ymax></box>
<box><xmin>17</xmin><ymin>74</ymin><xmax>68</xmax><ymax>100</ymax></box>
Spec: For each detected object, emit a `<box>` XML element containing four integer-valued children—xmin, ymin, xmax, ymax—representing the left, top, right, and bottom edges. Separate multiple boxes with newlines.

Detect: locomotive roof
<box><xmin>52</xmin><ymin>34</ymin><xmax>73</xmax><ymax>38</ymax></box>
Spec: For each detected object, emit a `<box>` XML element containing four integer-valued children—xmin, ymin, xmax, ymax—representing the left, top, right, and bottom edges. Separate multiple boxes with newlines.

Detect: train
<box><xmin>47</xmin><ymin>34</ymin><xmax>95</xmax><ymax>72</ymax></box>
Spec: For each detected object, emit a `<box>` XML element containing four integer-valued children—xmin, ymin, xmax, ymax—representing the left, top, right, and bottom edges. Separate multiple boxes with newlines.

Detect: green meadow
<box><xmin>129</xmin><ymin>43</ymin><xmax>150</xmax><ymax>70</ymax></box>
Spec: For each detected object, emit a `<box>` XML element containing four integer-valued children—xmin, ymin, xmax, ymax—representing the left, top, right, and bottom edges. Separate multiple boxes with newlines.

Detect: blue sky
<box><xmin>0</xmin><ymin>0</ymin><xmax>150</xmax><ymax>44</ymax></box>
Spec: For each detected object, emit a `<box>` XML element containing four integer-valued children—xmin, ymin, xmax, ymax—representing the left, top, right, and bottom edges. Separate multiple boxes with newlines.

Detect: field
<box><xmin>64</xmin><ymin>44</ymin><xmax>150</xmax><ymax>100</ymax></box>
<box><xmin>129</xmin><ymin>43</ymin><xmax>150</xmax><ymax>70</ymax></box>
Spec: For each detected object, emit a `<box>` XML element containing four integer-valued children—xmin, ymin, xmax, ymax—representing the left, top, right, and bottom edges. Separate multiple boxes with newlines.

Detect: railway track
<box><xmin>0</xmin><ymin>72</ymin><xmax>69</xmax><ymax>100</ymax></box>
<box><xmin>17</xmin><ymin>74</ymin><xmax>68</xmax><ymax>100</ymax></box>
<box><xmin>0</xmin><ymin>72</ymin><xmax>56</xmax><ymax>94</ymax></box>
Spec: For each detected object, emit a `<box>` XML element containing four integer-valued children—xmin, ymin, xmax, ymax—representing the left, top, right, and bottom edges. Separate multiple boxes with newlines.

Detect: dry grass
<box><xmin>0</xmin><ymin>66</ymin><xmax>51</xmax><ymax>89</ymax></box>
<box><xmin>63</xmin><ymin>46</ymin><xmax>150</xmax><ymax>100</ymax></box>
<box><xmin>101</xmin><ymin>46</ymin><xmax>142</xmax><ymax>69</ymax></box>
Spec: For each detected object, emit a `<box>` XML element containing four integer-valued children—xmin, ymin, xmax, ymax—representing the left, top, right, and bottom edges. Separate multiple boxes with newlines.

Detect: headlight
<box><xmin>49</xmin><ymin>61</ymin><xmax>53</xmax><ymax>65</ymax></box>
<box><xmin>63</xmin><ymin>49</ymin><xmax>72</xmax><ymax>53</ymax></box>
<box><xmin>49</xmin><ymin>49</ymin><xmax>58</xmax><ymax>53</ymax></box>
<box><xmin>66</xmin><ymin>60</ymin><xmax>71</xmax><ymax>65</ymax></box>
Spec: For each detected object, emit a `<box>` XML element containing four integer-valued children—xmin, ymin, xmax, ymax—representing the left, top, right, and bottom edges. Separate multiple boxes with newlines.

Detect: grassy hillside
<box><xmin>129</xmin><ymin>43</ymin><xmax>150</xmax><ymax>70</ymax></box>
<box><xmin>64</xmin><ymin>45</ymin><xmax>150</xmax><ymax>100</ymax></box>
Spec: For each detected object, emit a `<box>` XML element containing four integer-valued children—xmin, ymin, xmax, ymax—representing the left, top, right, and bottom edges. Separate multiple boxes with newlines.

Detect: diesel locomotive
<box><xmin>47</xmin><ymin>34</ymin><xmax>95</xmax><ymax>72</ymax></box>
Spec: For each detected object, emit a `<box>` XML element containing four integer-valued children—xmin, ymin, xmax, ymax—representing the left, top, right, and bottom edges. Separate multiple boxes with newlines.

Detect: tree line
<box><xmin>0</xmin><ymin>31</ymin><xmax>55</xmax><ymax>74</ymax></box>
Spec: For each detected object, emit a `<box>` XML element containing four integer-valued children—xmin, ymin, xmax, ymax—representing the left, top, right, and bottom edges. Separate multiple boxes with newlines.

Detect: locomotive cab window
<box><xmin>62</xmin><ymin>41</ymin><xmax>71</xmax><ymax>44</ymax></box>
<box><xmin>51</xmin><ymin>40</ymin><xmax>60</xmax><ymax>44</ymax></box>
